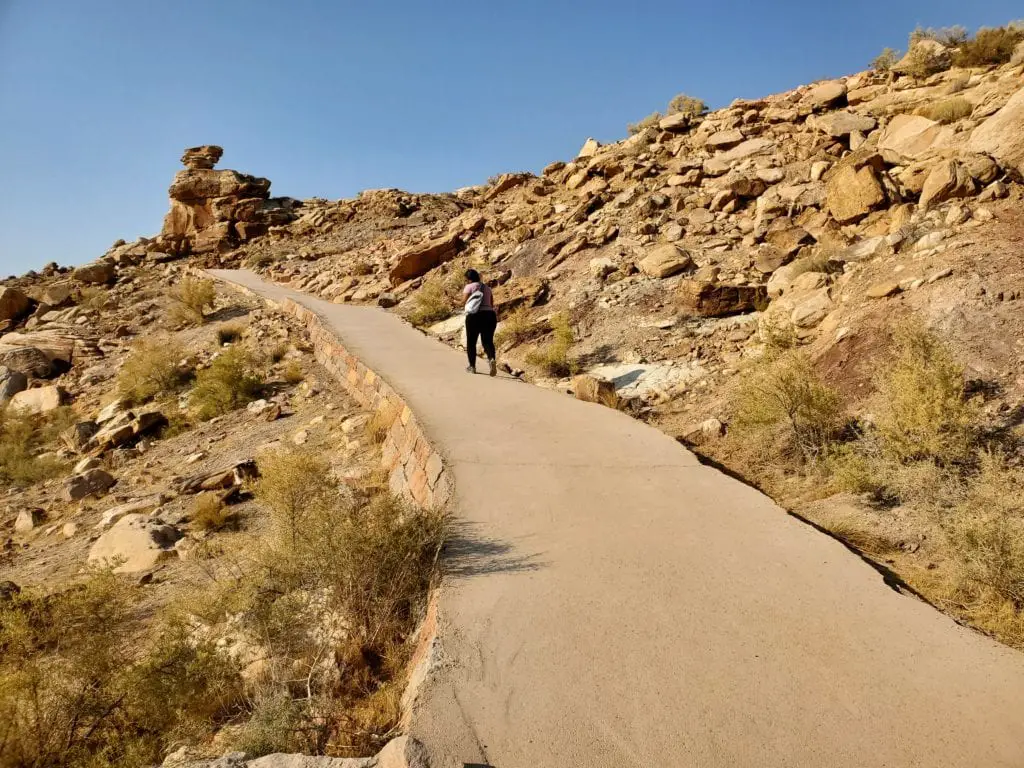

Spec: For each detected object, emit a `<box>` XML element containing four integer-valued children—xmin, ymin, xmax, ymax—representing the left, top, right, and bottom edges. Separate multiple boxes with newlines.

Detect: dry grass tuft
<box><xmin>191</xmin><ymin>493</ymin><xmax>234</xmax><ymax>532</ymax></box>
<box><xmin>0</xmin><ymin>408</ymin><xmax>70</xmax><ymax>486</ymax></box>
<box><xmin>627</xmin><ymin>112</ymin><xmax>662</xmax><ymax>135</ymax></box>
<box><xmin>954</xmin><ymin>25</ymin><xmax>1024</xmax><ymax>67</ymax></box>
<box><xmin>872</xmin><ymin>47</ymin><xmax>900</xmax><ymax>71</ymax></box>
<box><xmin>407</xmin><ymin>274</ymin><xmax>460</xmax><ymax>327</ymax></box>
<box><xmin>216</xmin><ymin>323</ymin><xmax>245</xmax><ymax>345</ymax></box>
<box><xmin>916</xmin><ymin>97</ymin><xmax>974</xmax><ymax>124</ymax></box>
<box><xmin>526</xmin><ymin>313</ymin><xmax>578</xmax><ymax>377</ymax></box>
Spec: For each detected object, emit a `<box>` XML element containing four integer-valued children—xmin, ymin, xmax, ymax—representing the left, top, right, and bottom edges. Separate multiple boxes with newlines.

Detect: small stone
<box><xmin>866</xmin><ymin>282</ymin><xmax>901</xmax><ymax>299</ymax></box>
<box><xmin>62</xmin><ymin>522</ymin><xmax>78</xmax><ymax>538</ymax></box>
<box><xmin>14</xmin><ymin>508</ymin><xmax>46</xmax><ymax>534</ymax></box>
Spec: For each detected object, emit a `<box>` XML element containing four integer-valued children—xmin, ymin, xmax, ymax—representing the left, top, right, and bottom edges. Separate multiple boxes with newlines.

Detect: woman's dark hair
<box><xmin>465</xmin><ymin>269</ymin><xmax>482</xmax><ymax>283</ymax></box>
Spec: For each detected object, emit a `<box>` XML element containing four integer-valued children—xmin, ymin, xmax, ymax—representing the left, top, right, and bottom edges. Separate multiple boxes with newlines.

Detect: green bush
<box><xmin>0</xmin><ymin>569</ymin><xmax>242</xmax><ymax>768</ymax></box>
<box><xmin>526</xmin><ymin>313</ymin><xmax>578</xmax><ymax>377</ymax></box>
<box><xmin>190</xmin><ymin>347</ymin><xmax>263</xmax><ymax>420</ymax></box>
<box><xmin>407</xmin><ymin>275</ymin><xmax>458</xmax><ymax>327</ymax></box>
<box><xmin>954</xmin><ymin>25</ymin><xmax>1024</xmax><ymax>67</ymax></box>
<box><xmin>627</xmin><ymin>112</ymin><xmax>662</xmax><ymax>135</ymax></box>
<box><xmin>0</xmin><ymin>408</ymin><xmax>69</xmax><ymax>486</ymax></box>
<box><xmin>666</xmin><ymin>93</ymin><xmax>707</xmax><ymax>118</ymax></box>
<box><xmin>872</xmin><ymin>47</ymin><xmax>900</xmax><ymax>71</ymax></box>
<box><xmin>733</xmin><ymin>351</ymin><xmax>844</xmax><ymax>460</ymax></box>
<box><xmin>117</xmin><ymin>338</ymin><xmax>190</xmax><ymax>405</ymax></box>
<box><xmin>874</xmin><ymin>323</ymin><xmax>978</xmax><ymax>466</ymax></box>
<box><xmin>168</xmin><ymin>276</ymin><xmax>217</xmax><ymax>326</ymax></box>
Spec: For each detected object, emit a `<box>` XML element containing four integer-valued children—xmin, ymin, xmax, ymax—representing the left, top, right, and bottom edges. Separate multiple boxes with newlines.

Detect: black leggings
<box><xmin>465</xmin><ymin>311</ymin><xmax>497</xmax><ymax>367</ymax></box>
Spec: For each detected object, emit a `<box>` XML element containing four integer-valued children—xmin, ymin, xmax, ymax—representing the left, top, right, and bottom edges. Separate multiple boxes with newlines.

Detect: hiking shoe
<box><xmin>488</xmin><ymin>359</ymin><xmax>497</xmax><ymax>377</ymax></box>
<box><xmin>466</xmin><ymin>365</ymin><xmax>476</xmax><ymax>374</ymax></box>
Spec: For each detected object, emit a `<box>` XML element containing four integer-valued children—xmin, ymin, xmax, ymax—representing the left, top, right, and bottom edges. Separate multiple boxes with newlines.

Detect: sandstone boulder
<box><xmin>765</xmin><ymin>226</ymin><xmax>812</xmax><ymax>257</ymax></box>
<box><xmin>181</xmin><ymin>145</ymin><xmax>223</xmax><ymax>170</ymax></box>
<box><xmin>64</xmin><ymin>468</ymin><xmax>116</xmax><ymax>501</ymax></box>
<box><xmin>9</xmin><ymin>385</ymin><xmax>68</xmax><ymax>414</ymax></box>
<box><xmin>87</xmin><ymin>513</ymin><xmax>180</xmax><ymax>573</ymax></box>
<box><xmin>72</xmin><ymin>261</ymin><xmax>115</xmax><ymax>285</ymax></box>
<box><xmin>807</xmin><ymin>111</ymin><xmax>876</xmax><ymax>138</ymax></box>
<box><xmin>389</xmin><ymin>233</ymin><xmax>462</xmax><ymax>285</ymax></box>
<box><xmin>14</xmin><ymin>508</ymin><xmax>45</xmax><ymax>534</ymax></box>
<box><xmin>493</xmin><ymin>277</ymin><xmax>548</xmax><ymax>314</ymax></box>
<box><xmin>0</xmin><ymin>366</ymin><xmax>27</xmax><ymax>402</ymax></box>
<box><xmin>919</xmin><ymin>160</ymin><xmax>976</xmax><ymax>210</ymax></box>
<box><xmin>41</xmin><ymin>282</ymin><xmax>75</xmax><ymax>308</ymax></box>
<box><xmin>572</xmin><ymin>375</ymin><xmax>618</xmax><ymax>406</ymax></box>
<box><xmin>577</xmin><ymin>138</ymin><xmax>600</xmax><ymax>158</ymax></box>
<box><xmin>658</xmin><ymin>113</ymin><xmax>693</xmax><ymax>132</ymax></box>
<box><xmin>0</xmin><ymin>346</ymin><xmax>52</xmax><ymax>378</ymax></box>
<box><xmin>678</xmin><ymin>281</ymin><xmax>766</xmax><ymax>317</ymax></box>
<box><xmin>878</xmin><ymin>114</ymin><xmax>944</xmax><ymax>159</ymax></box>
<box><xmin>706</xmin><ymin>129</ymin><xmax>745</xmax><ymax>150</ymax></box>
<box><xmin>638</xmin><ymin>245</ymin><xmax>694</xmax><ymax>279</ymax></box>
<box><xmin>827</xmin><ymin>165</ymin><xmax>886</xmax><ymax>224</ymax></box>
<box><xmin>802</xmin><ymin>81</ymin><xmax>847</xmax><ymax>110</ymax></box>
<box><xmin>967</xmin><ymin>85</ymin><xmax>1024</xmax><ymax>179</ymax></box>
<box><xmin>0</xmin><ymin>287</ymin><xmax>31</xmax><ymax>322</ymax></box>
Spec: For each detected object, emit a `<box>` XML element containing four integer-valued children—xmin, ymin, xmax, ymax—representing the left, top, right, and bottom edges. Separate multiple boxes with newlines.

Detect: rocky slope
<box><xmin>2</xmin><ymin>26</ymin><xmax>1024</xmax><ymax>767</ymax></box>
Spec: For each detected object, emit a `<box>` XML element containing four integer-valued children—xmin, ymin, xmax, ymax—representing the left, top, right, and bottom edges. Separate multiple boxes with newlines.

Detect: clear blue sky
<box><xmin>0</xmin><ymin>1</ymin><xmax>1019</xmax><ymax>273</ymax></box>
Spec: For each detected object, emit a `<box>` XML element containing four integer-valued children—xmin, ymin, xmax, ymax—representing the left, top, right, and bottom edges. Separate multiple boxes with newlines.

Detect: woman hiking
<box><xmin>462</xmin><ymin>269</ymin><xmax>497</xmax><ymax>376</ymax></box>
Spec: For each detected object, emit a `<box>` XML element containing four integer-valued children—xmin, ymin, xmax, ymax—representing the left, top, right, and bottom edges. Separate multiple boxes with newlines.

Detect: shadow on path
<box><xmin>443</xmin><ymin>521</ymin><xmax>546</xmax><ymax>579</ymax></box>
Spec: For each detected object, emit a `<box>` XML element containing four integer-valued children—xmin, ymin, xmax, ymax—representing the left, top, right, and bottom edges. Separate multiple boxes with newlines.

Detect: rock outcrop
<box><xmin>159</xmin><ymin>145</ymin><xmax>296</xmax><ymax>257</ymax></box>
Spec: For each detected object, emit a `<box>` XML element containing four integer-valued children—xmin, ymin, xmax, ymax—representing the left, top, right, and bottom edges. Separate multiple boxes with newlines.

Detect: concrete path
<box><xmin>212</xmin><ymin>270</ymin><xmax>1024</xmax><ymax>768</ymax></box>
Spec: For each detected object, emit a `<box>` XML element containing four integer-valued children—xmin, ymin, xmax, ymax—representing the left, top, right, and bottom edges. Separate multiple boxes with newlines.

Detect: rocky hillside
<box><xmin>2</xmin><ymin>22</ymin><xmax>1024</xmax><ymax>768</ymax></box>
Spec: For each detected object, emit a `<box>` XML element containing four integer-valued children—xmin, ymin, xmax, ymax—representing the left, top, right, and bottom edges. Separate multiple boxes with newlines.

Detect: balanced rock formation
<box><xmin>159</xmin><ymin>145</ymin><xmax>297</xmax><ymax>256</ymax></box>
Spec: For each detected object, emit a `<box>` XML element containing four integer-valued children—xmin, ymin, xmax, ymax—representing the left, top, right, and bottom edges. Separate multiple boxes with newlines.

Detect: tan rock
<box><xmin>8</xmin><ymin>385</ymin><xmax>68</xmax><ymax>414</ymax></box>
<box><xmin>878</xmin><ymin>114</ymin><xmax>944</xmax><ymax>159</ymax></box>
<box><xmin>572</xmin><ymin>375</ymin><xmax>618</xmax><ymax>406</ymax></box>
<box><xmin>967</xmin><ymin>85</ymin><xmax>1024</xmax><ymax>178</ymax></box>
<box><xmin>659</xmin><ymin>113</ymin><xmax>693</xmax><ymax>132</ymax></box>
<box><xmin>0</xmin><ymin>287</ymin><xmax>31</xmax><ymax>322</ymax></box>
<box><xmin>718</xmin><ymin>138</ymin><xmax>775</xmax><ymax>163</ymax></box>
<box><xmin>867</xmin><ymin>282</ymin><xmax>901</xmax><ymax>299</ymax></box>
<box><xmin>919</xmin><ymin>160</ymin><xmax>976</xmax><ymax>210</ymax></box>
<box><xmin>678</xmin><ymin>281</ymin><xmax>766</xmax><ymax>317</ymax></box>
<box><xmin>87</xmin><ymin>514</ymin><xmax>180</xmax><ymax>574</ymax></box>
<box><xmin>765</xmin><ymin>226</ymin><xmax>812</xmax><ymax>257</ymax></box>
<box><xmin>71</xmin><ymin>260</ymin><xmax>115</xmax><ymax>285</ymax></box>
<box><xmin>827</xmin><ymin>160</ymin><xmax>887</xmax><ymax>225</ymax></box>
<box><xmin>64</xmin><ymin>468</ymin><xmax>116</xmax><ymax>501</ymax></box>
<box><xmin>493</xmin><ymin>277</ymin><xmax>548</xmax><ymax>314</ymax></box>
<box><xmin>802</xmin><ymin>81</ymin><xmax>847</xmax><ymax>110</ymax></box>
<box><xmin>791</xmin><ymin>288</ymin><xmax>832</xmax><ymax>328</ymax></box>
<box><xmin>181</xmin><ymin>145</ymin><xmax>223</xmax><ymax>170</ymax></box>
<box><xmin>389</xmin><ymin>233</ymin><xmax>462</xmax><ymax>285</ymax></box>
<box><xmin>577</xmin><ymin>138</ymin><xmax>600</xmax><ymax>159</ymax></box>
<box><xmin>638</xmin><ymin>245</ymin><xmax>695</xmax><ymax>279</ymax></box>
<box><xmin>14</xmin><ymin>508</ymin><xmax>45</xmax><ymax>534</ymax></box>
<box><xmin>706</xmin><ymin>129</ymin><xmax>745</xmax><ymax>149</ymax></box>
<box><xmin>808</xmin><ymin>111</ymin><xmax>876</xmax><ymax>137</ymax></box>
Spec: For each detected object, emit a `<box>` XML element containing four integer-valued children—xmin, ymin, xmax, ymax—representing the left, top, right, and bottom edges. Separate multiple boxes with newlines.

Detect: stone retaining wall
<box><xmin>201</xmin><ymin>271</ymin><xmax>452</xmax><ymax>511</ymax></box>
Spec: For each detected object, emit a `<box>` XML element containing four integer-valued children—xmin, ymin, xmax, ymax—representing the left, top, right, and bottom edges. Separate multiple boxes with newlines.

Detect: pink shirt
<box><xmin>463</xmin><ymin>282</ymin><xmax>495</xmax><ymax>313</ymax></box>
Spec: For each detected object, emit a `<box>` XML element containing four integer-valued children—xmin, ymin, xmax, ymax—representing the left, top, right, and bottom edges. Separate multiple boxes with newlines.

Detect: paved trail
<box><xmin>212</xmin><ymin>270</ymin><xmax>1024</xmax><ymax>768</ymax></box>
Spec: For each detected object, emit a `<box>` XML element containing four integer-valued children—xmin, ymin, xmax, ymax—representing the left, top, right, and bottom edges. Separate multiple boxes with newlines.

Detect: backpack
<box><xmin>465</xmin><ymin>283</ymin><xmax>486</xmax><ymax>315</ymax></box>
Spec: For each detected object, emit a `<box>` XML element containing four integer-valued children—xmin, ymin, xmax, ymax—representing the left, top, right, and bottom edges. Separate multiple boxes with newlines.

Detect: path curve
<box><xmin>212</xmin><ymin>270</ymin><xmax>1024</xmax><ymax>768</ymax></box>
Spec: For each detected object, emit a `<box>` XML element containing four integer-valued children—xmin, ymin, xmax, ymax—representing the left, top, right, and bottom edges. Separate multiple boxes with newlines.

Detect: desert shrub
<box><xmin>733</xmin><ymin>351</ymin><xmax>844</xmax><ymax>460</ymax></box>
<box><xmin>872</xmin><ymin>47</ymin><xmax>900</xmax><ymax>71</ymax></box>
<box><xmin>874</xmin><ymin>323</ymin><xmax>979</xmax><ymax>466</ymax></box>
<box><xmin>117</xmin><ymin>337</ymin><xmax>190</xmax><ymax>406</ymax></box>
<box><xmin>216</xmin><ymin>323</ymin><xmax>244</xmax><ymax>345</ymax></box>
<box><xmin>0</xmin><ymin>408</ymin><xmax>68</xmax><ymax>486</ymax></box>
<box><xmin>909</xmin><ymin>25</ymin><xmax>968</xmax><ymax>47</ymax></box>
<box><xmin>917</xmin><ymin>97</ymin><xmax>973</xmax><ymax>124</ymax></box>
<box><xmin>407</xmin><ymin>275</ymin><xmax>458</xmax><ymax>327</ymax></box>
<box><xmin>168</xmin><ymin>276</ymin><xmax>216</xmax><ymax>326</ymax></box>
<box><xmin>526</xmin><ymin>313</ymin><xmax>578</xmax><ymax>377</ymax></box>
<box><xmin>192</xmin><ymin>493</ymin><xmax>233</xmax><ymax>532</ymax></box>
<box><xmin>238</xmin><ymin>450</ymin><xmax>446</xmax><ymax>755</ymax></box>
<box><xmin>190</xmin><ymin>347</ymin><xmax>264</xmax><ymax>420</ymax></box>
<box><xmin>365</xmin><ymin>404</ymin><xmax>397</xmax><ymax>445</ymax></box>
<box><xmin>627</xmin><ymin>111</ymin><xmax>662</xmax><ymax>135</ymax></box>
<box><xmin>0</xmin><ymin>569</ymin><xmax>242</xmax><ymax>768</ymax></box>
<box><xmin>954</xmin><ymin>25</ymin><xmax>1024</xmax><ymax>67</ymax></box>
<box><xmin>494</xmin><ymin>306</ymin><xmax>536</xmax><ymax>349</ymax></box>
<box><xmin>903</xmin><ymin>43</ymin><xmax>952</xmax><ymax>78</ymax></box>
<box><xmin>282</xmin><ymin>361</ymin><xmax>304</xmax><ymax>385</ymax></box>
<box><xmin>666</xmin><ymin>93</ymin><xmax>707</xmax><ymax>118</ymax></box>
<box><xmin>949</xmin><ymin>455</ymin><xmax>1024</xmax><ymax>612</ymax></box>
<box><xmin>944</xmin><ymin>74</ymin><xmax>970</xmax><ymax>94</ymax></box>
<box><xmin>811</xmin><ymin>509</ymin><xmax>897</xmax><ymax>556</ymax></box>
